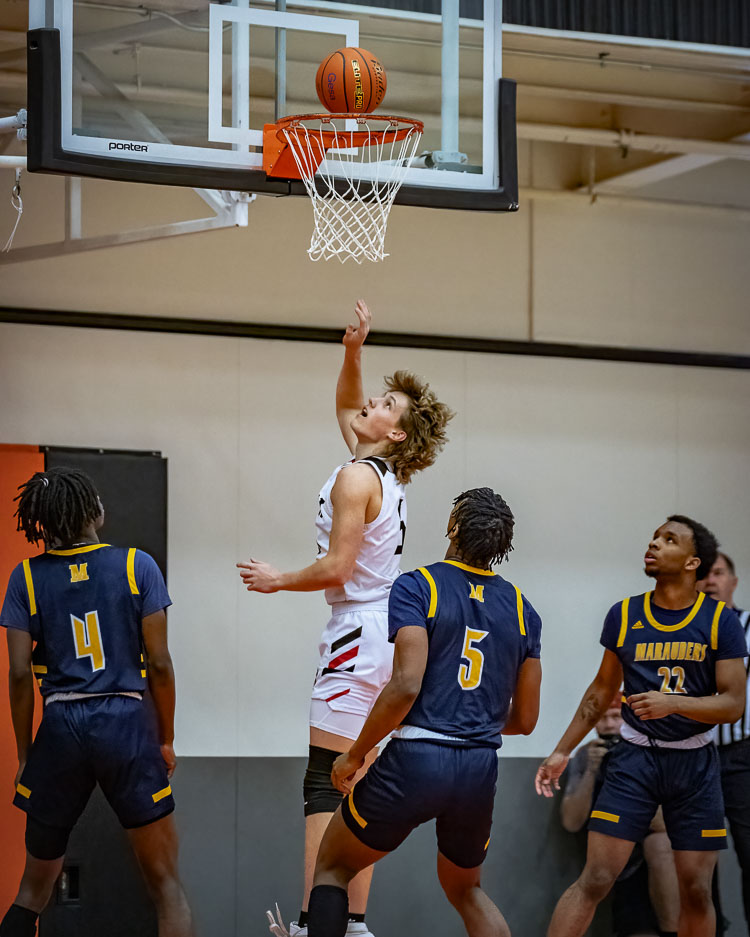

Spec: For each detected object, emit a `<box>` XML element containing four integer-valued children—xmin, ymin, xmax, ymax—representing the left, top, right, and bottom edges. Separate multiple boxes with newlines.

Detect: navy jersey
<box><xmin>388</xmin><ymin>559</ymin><xmax>542</xmax><ymax>748</ymax></box>
<box><xmin>601</xmin><ymin>591</ymin><xmax>746</xmax><ymax>742</ymax></box>
<box><xmin>0</xmin><ymin>544</ymin><xmax>171</xmax><ymax>696</ymax></box>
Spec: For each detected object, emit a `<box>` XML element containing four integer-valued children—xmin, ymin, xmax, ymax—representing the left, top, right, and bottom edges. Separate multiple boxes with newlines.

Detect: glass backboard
<box><xmin>27</xmin><ymin>0</ymin><xmax>517</xmax><ymax>209</ymax></box>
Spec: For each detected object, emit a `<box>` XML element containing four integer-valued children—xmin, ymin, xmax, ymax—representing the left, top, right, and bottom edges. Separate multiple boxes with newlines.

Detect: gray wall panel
<box><xmin>41</xmin><ymin>755</ymin><xmax>745</xmax><ymax>936</ymax></box>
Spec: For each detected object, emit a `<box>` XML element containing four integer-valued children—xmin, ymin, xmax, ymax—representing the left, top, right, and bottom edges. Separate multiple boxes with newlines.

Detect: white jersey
<box><xmin>315</xmin><ymin>456</ymin><xmax>406</xmax><ymax>606</ymax></box>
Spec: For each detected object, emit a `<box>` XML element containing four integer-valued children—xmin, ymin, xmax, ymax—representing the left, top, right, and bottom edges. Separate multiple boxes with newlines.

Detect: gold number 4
<box><xmin>458</xmin><ymin>627</ymin><xmax>489</xmax><ymax>691</ymax></box>
<box><xmin>657</xmin><ymin>665</ymin><xmax>686</xmax><ymax>694</ymax></box>
<box><xmin>71</xmin><ymin>611</ymin><xmax>106</xmax><ymax>672</ymax></box>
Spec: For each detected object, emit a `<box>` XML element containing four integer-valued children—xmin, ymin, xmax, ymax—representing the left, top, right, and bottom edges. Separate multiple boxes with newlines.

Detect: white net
<box><xmin>279</xmin><ymin>115</ymin><xmax>423</xmax><ymax>264</ymax></box>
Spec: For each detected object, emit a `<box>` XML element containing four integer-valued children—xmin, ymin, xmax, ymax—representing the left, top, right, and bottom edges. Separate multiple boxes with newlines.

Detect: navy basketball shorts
<box><xmin>341</xmin><ymin>738</ymin><xmax>498</xmax><ymax>868</ymax></box>
<box><xmin>588</xmin><ymin>740</ymin><xmax>727</xmax><ymax>851</ymax></box>
<box><xmin>14</xmin><ymin>695</ymin><xmax>175</xmax><ymax>831</ymax></box>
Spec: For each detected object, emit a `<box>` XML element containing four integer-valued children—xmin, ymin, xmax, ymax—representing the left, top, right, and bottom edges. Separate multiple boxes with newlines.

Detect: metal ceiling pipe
<box><xmin>517</xmin><ymin>122</ymin><xmax>750</xmax><ymax>160</ymax></box>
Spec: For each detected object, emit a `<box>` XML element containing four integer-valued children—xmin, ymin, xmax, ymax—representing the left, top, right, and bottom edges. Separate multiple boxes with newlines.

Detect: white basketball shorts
<box><xmin>310</xmin><ymin>603</ymin><xmax>394</xmax><ymax>737</ymax></box>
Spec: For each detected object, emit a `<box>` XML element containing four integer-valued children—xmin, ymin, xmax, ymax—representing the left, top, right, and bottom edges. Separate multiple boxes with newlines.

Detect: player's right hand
<box><xmin>331</xmin><ymin>751</ymin><xmax>364</xmax><ymax>794</ymax></box>
<box><xmin>535</xmin><ymin>751</ymin><xmax>569</xmax><ymax>797</ymax></box>
<box><xmin>14</xmin><ymin>760</ymin><xmax>26</xmax><ymax>790</ymax></box>
<box><xmin>342</xmin><ymin>299</ymin><xmax>371</xmax><ymax>350</ymax></box>
<box><xmin>160</xmin><ymin>742</ymin><xmax>177</xmax><ymax>778</ymax></box>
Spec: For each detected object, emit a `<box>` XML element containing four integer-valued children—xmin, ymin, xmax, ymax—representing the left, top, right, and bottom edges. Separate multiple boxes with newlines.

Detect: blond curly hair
<box><xmin>381</xmin><ymin>370</ymin><xmax>454</xmax><ymax>484</ymax></box>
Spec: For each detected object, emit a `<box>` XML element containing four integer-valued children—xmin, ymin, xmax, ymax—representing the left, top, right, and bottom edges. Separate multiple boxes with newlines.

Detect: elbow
<box><xmin>147</xmin><ymin>656</ymin><xmax>174</xmax><ymax>681</ymax></box>
<box><xmin>515</xmin><ymin>708</ymin><xmax>540</xmax><ymax>736</ymax></box>
<box><xmin>728</xmin><ymin>697</ymin><xmax>745</xmax><ymax>723</ymax></box>
<box><xmin>391</xmin><ymin>676</ymin><xmax>421</xmax><ymax>706</ymax></box>
<box><xmin>9</xmin><ymin>665</ymin><xmax>31</xmax><ymax>686</ymax></box>
<box><xmin>326</xmin><ymin>561</ymin><xmax>355</xmax><ymax>589</ymax></box>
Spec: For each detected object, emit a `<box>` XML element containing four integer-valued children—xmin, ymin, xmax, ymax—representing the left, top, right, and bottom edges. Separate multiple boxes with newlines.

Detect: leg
<box><xmin>437</xmin><ymin>852</ymin><xmax>510</xmax><ymax>937</ymax></box>
<box><xmin>308</xmin><ymin>809</ymin><xmax>388</xmax><ymax>937</ymax></box>
<box><xmin>0</xmin><ymin>853</ymin><xmax>64</xmax><ymax>936</ymax></box>
<box><xmin>548</xmin><ymin>832</ymin><xmax>635</xmax><ymax>937</ymax></box>
<box><xmin>642</xmin><ymin>831</ymin><xmax>680</xmax><ymax>934</ymax></box>
<box><xmin>12</xmin><ymin>852</ymin><xmax>64</xmax><ymax>914</ymax></box>
<box><xmin>672</xmin><ymin>850</ymin><xmax>717</xmax><ymax>937</ymax></box>
<box><xmin>128</xmin><ymin>814</ymin><xmax>193</xmax><ymax>937</ymax></box>
<box><xmin>1</xmin><ymin>815</ymin><xmax>70</xmax><ymax>937</ymax></box>
<box><xmin>303</xmin><ymin>728</ymin><xmax>377</xmax><ymax>915</ymax></box>
<box><xmin>720</xmin><ymin>742</ymin><xmax>750</xmax><ymax>928</ymax></box>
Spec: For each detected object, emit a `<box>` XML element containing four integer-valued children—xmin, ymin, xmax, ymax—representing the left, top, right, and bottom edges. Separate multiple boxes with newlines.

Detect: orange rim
<box><xmin>273</xmin><ymin>113</ymin><xmax>423</xmax><ymax>148</ymax></box>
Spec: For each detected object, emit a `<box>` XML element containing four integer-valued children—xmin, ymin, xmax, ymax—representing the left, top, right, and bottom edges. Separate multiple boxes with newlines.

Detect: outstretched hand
<box><xmin>331</xmin><ymin>751</ymin><xmax>365</xmax><ymax>794</ymax></box>
<box><xmin>343</xmin><ymin>299</ymin><xmax>371</xmax><ymax>350</ymax></box>
<box><xmin>237</xmin><ymin>559</ymin><xmax>281</xmax><ymax>593</ymax></box>
<box><xmin>535</xmin><ymin>751</ymin><xmax>569</xmax><ymax>797</ymax></box>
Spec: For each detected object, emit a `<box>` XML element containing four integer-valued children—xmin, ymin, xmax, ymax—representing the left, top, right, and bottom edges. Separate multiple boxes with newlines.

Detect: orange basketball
<box><xmin>315</xmin><ymin>47</ymin><xmax>387</xmax><ymax>113</ymax></box>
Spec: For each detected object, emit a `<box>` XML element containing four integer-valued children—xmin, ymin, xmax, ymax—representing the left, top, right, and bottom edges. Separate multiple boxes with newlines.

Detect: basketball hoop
<box><xmin>263</xmin><ymin>113</ymin><xmax>423</xmax><ymax>263</ymax></box>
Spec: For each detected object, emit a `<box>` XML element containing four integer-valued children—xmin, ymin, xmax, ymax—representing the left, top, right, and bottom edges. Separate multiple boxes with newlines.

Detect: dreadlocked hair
<box><xmin>452</xmin><ymin>488</ymin><xmax>515</xmax><ymax>569</ymax></box>
<box><xmin>380</xmin><ymin>370</ymin><xmax>454</xmax><ymax>484</ymax></box>
<box><xmin>15</xmin><ymin>466</ymin><xmax>101</xmax><ymax>546</ymax></box>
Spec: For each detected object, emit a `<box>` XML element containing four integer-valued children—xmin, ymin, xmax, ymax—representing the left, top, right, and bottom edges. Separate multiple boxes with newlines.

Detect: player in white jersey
<box><xmin>238</xmin><ymin>300</ymin><xmax>453</xmax><ymax>937</ymax></box>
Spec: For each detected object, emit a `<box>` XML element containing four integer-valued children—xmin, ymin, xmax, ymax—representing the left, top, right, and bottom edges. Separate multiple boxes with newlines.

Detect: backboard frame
<box><xmin>26</xmin><ymin>0</ymin><xmax>518</xmax><ymax>211</ymax></box>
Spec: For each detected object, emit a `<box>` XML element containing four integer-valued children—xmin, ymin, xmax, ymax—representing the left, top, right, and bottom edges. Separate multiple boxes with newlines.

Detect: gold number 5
<box><xmin>458</xmin><ymin>627</ymin><xmax>489</xmax><ymax>691</ymax></box>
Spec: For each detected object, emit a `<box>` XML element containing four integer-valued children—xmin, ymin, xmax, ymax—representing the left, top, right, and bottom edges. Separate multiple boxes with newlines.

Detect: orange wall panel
<box><xmin>0</xmin><ymin>446</ymin><xmax>44</xmax><ymax>912</ymax></box>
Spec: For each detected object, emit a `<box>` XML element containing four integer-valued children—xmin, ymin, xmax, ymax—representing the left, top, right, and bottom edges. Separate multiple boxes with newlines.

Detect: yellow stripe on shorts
<box><xmin>152</xmin><ymin>785</ymin><xmax>172</xmax><ymax>804</ymax></box>
<box><xmin>701</xmin><ymin>829</ymin><xmax>727</xmax><ymax>838</ymax></box>
<box><xmin>348</xmin><ymin>793</ymin><xmax>367</xmax><ymax>829</ymax></box>
<box><xmin>16</xmin><ymin>783</ymin><xmax>31</xmax><ymax>799</ymax></box>
<box><xmin>590</xmin><ymin>810</ymin><xmax>619</xmax><ymax>823</ymax></box>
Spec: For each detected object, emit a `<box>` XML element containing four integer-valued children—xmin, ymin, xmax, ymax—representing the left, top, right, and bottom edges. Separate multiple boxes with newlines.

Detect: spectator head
<box><xmin>698</xmin><ymin>552</ymin><xmax>738</xmax><ymax>608</ymax></box>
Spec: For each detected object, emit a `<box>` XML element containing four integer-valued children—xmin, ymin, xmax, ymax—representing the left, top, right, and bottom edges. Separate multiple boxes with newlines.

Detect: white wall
<box><xmin>2</xmin><ymin>321</ymin><xmax>748</xmax><ymax>758</ymax></box>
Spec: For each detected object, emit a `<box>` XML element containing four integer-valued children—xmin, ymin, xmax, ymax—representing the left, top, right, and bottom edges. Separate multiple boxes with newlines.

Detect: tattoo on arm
<box><xmin>580</xmin><ymin>692</ymin><xmax>604</xmax><ymax>724</ymax></box>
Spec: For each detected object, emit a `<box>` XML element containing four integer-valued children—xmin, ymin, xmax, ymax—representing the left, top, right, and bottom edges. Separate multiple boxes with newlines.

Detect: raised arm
<box><xmin>141</xmin><ymin>609</ymin><xmax>177</xmax><ymax>777</ymax></box>
<box><xmin>237</xmin><ymin>462</ymin><xmax>377</xmax><ymax>593</ymax></box>
<box><xmin>336</xmin><ymin>299</ymin><xmax>371</xmax><ymax>454</ymax></box>
<box><xmin>331</xmin><ymin>625</ymin><xmax>429</xmax><ymax>793</ymax></box>
<box><xmin>503</xmin><ymin>657</ymin><xmax>542</xmax><ymax>735</ymax></box>
<box><xmin>535</xmin><ymin>648</ymin><xmax>623</xmax><ymax>797</ymax></box>
<box><xmin>7</xmin><ymin>628</ymin><xmax>34</xmax><ymax>788</ymax></box>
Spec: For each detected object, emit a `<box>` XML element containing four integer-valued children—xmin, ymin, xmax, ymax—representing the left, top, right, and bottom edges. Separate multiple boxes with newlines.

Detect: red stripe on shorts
<box><xmin>326</xmin><ymin>688</ymin><xmax>351</xmax><ymax>703</ymax></box>
<box><xmin>328</xmin><ymin>646</ymin><xmax>359</xmax><ymax>670</ymax></box>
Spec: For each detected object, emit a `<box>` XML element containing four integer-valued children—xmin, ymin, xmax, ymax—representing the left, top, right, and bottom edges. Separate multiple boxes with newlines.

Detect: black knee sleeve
<box><xmin>303</xmin><ymin>745</ymin><xmax>345</xmax><ymax>817</ymax></box>
<box><xmin>25</xmin><ymin>814</ymin><xmax>70</xmax><ymax>861</ymax></box>
<box><xmin>0</xmin><ymin>904</ymin><xmax>39</xmax><ymax>937</ymax></box>
<box><xmin>308</xmin><ymin>885</ymin><xmax>348</xmax><ymax>937</ymax></box>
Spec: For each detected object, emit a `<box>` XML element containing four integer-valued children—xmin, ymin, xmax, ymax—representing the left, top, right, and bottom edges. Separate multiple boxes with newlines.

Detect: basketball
<box><xmin>315</xmin><ymin>47</ymin><xmax>387</xmax><ymax>113</ymax></box>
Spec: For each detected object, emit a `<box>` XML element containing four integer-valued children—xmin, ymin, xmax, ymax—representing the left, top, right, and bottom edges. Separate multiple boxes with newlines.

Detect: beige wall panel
<box><xmin>463</xmin><ymin>354</ymin><xmax>685</xmax><ymax>756</ymax></box>
<box><xmin>235</xmin><ymin>340</ymin><xmax>465</xmax><ymax>754</ymax></box>
<box><xmin>676</xmin><ymin>368</ymin><xmax>750</xmax><ymax>611</ymax></box>
<box><xmin>1</xmin><ymin>324</ymin><xmax>748</xmax><ymax>757</ymax></box>
<box><xmin>532</xmin><ymin>198</ymin><xmax>750</xmax><ymax>354</ymax></box>
<box><xmin>0</xmin><ymin>323</ymin><xmax>242</xmax><ymax>757</ymax></box>
<box><xmin>0</xmin><ymin>171</ymin><xmax>530</xmax><ymax>339</ymax></box>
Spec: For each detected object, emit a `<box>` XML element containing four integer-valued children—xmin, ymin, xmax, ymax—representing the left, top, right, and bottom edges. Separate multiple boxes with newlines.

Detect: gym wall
<box><xmin>1</xmin><ymin>321</ymin><xmax>748</xmax><ymax>935</ymax></box>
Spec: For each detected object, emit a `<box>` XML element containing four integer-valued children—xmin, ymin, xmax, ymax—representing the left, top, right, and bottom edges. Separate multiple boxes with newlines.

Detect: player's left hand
<box><xmin>237</xmin><ymin>559</ymin><xmax>281</xmax><ymax>593</ymax></box>
<box><xmin>331</xmin><ymin>751</ymin><xmax>364</xmax><ymax>794</ymax></box>
<box><xmin>627</xmin><ymin>690</ymin><xmax>675</xmax><ymax>720</ymax></box>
